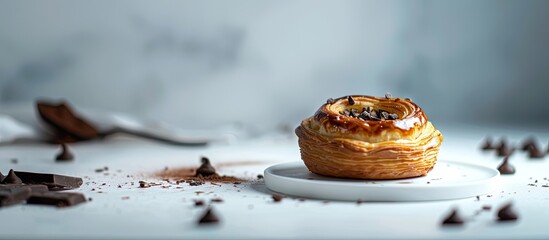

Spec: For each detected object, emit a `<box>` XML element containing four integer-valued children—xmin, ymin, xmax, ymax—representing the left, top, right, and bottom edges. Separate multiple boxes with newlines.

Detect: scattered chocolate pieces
<box><xmin>14</xmin><ymin>171</ymin><xmax>82</xmax><ymax>190</ymax></box>
<box><xmin>339</xmin><ymin>106</ymin><xmax>398</xmax><ymax>121</ymax></box>
<box><xmin>326</xmin><ymin>98</ymin><xmax>335</xmax><ymax>105</ymax></box>
<box><xmin>480</xmin><ymin>137</ymin><xmax>495</xmax><ymax>150</ymax></box>
<box><xmin>0</xmin><ymin>187</ymin><xmax>31</xmax><ymax>207</ymax></box>
<box><xmin>441</xmin><ymin>209</ymin><xmax>464</xmax><ymax>225</ymax></box>
<box><xmin>272</xmin><ymin>194</ymin><xmax>284</xmax><ymax>202</ymax></box>
<box><xmin>497</xmin><ymin>156</ymin><xmax>515</xmax><ymax>175</ymax></box>
<box><xmin>195</xmin><ymin>157</ymin><xmax>216</xmax><ymax>177</ymax></box>
<box><xmin>497</xmin><ymin>203</ymin><xmax>519</xmax><ymax>221</ymax></box>
<box><xmin>347</xmin><ymin>96</ymin><xmax>355</xmax><ymax>105</ymax></box>
<box><xmin>27</xmin><ymin>192</ymin><xmax>86</xmax><ymax>208</ymax></box>
<box><xmin>55</xmin><ymin>144</ymin><xmax>74</xmax><ymax>161</ymax></box>
<box><xmin>1</xmin><ymin>169</ymin><xmax>23</xmax><ymax>184</ymax></box>
<box><xmin>198</xmin><ymin>207</ymin><xmax>220</xmax><ymax>225</ymax></box>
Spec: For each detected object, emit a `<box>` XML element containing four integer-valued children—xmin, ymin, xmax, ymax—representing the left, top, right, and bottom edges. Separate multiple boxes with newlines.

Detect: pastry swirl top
<box><xmin>311</xmin><ymin>95</ymin><xmax>427</xmax><ymax>143</ymax></box>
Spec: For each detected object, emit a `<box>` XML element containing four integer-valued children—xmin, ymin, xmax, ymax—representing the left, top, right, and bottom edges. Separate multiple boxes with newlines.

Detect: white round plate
<box><xmin>264</xmin><ymin>161</ymin><xmax>500</xmax><ymax>202</ymax></box>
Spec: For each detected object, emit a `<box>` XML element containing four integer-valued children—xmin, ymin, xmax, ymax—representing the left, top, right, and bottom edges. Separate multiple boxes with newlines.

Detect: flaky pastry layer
<box><xmin>295</xmin><ymin>95</ymin><xmax>443</xmax><ymax>179</ymax></box>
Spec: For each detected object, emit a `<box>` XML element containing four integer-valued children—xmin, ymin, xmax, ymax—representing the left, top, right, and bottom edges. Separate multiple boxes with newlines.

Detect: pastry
<box><xmin>295</xmin><ymin>95</ymin><xmax>443</xmax><ymax>179</ymax></box>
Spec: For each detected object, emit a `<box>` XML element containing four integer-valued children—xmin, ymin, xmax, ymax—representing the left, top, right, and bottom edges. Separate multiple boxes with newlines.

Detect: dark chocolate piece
<box><xmin>195</xmin><ymin>157</ymin><xmax>216</xmax><ymax>177</ymax></box>
<box><xmin>36</xmin><ymin>101</ymin><xmax>99</xmax><ymax>141</ymax></box>
<box><xmin>257</xmin><ymin>174</ymin><xmax>264</xmax><ymax>180</ymax></box>
<box><xmin>0</xmin><ymin>187</ymin><xmax>31</xmax><ymax>207</ymax></box>
<box><xmin>497</xmin><ymin>156</ymin><xmax>515</xmax><ymax>175</ymax></box>
<box><xmin>482</xmin><ymin>205</ymin><xmax>492</xmax><ymax>211</ymax></box>
<box><xmin>326</xmin><ymin>98</ymin><xmax>334</xmax><ymax>104</ymax></box>
<box><xmin>272</xmin><ymin>194</ymin><xmax>284</xmax><ymax>202</ymax></box>
<box><xmin>528</xmin><ymin>144</ymin><xmax>545</xmax><ymax>159</ymax></box>
<box><xmin>198</xmin><ymin>207</ymin><xmax>220</xmax><ymax>224</ymax></box>
<box><xmin>14</xmin><ymin>171</ymin><xmax>83</xmax><ymax>190</ymax></box>
<box><xmin>1</xmin><ymin>169</ymin><xmax>22</xmax><ymax>184</ymax></box>
<box><xmin>497</xmin><ymin>203</ymin><xmax>518</xmax><ymax>221</ymax></box>
<box><xmin>385</xmin><ymin>92</ymin><xmax>392</xmax><ymax>99</ymax></box>
<box><xmin>55</xmin><ymin>144</ymin><xmax>74</xmax><ymax>161</ymax></box>
<box><xmin>0</xmin><ymin>184</ymin><xmax>49</xmax><ymax>193</ymax></box>
<box><xmin>27</xmin><ymin>192</ymin><xmax>86</xmax><ymax>207</ymax></box>
<box><xmin>480</xmin><ymin>137</ymin><xmax>495</xmax><ymax>150</ymax></box>
<box><xmin>347</xmin><ymin>96</ymin><xmax>355</xmax><ymax>105</ymax></box>
<box><xmin>441</xmin><ymin>209</ymin><xmax>464</xmax><ymax>225</ymax></box>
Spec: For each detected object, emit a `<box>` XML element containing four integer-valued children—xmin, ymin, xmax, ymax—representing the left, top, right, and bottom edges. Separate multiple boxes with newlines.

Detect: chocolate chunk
<box><xmin>198</xmin><ymin>207</ymin><xmax>220</xmax><ymax>225</ymax></box>
<box><xmin>0</xmin><ymin>184</ymin><xmax>49</xmax><ymax>193</ymax></box>
<box><xmin>497</xmin><ymin>156</ymin><xmax>515</xmax><ymax>175</ymax></box>
<box><xmin>14</xmin><ymin>171</ymin><xmax>83</xmax><ymax>190</ymax></box>
<box><xmin>380</xmin><ymin>111</ymin><xmax>389</xmax><ymax>120</ymax></box>
<box><xmin>359</xmin><ymin>111</ymin><xmax>371</xmax><ymax>120</ymax></box>
<box><xmin>272</xmin><ymin>194</ymin><xmax>284</xmax><ymax>202</ymax></box>
<box><xmin>195</xmin><ymin>157</ymin><xmax>216</xmax><ymax>177</ymax></box>
<box><xmin>480</xmin><ymin>137</ymin><xmax>495</xmax><ymax>150</ymax></box>
<box><xmin>350</xmin><ymin>109</ymin><xmax>359</xmax><ymax>118</ymax></box>
<box><xmin>326</xmin><ymin>98</ymin><xmax>335</xmax><ymax>104</ymax></box>
<box><xmin>497</xmin><ymin>203</ymin><xmax>518</xmax><ymax>221</ymax></box>
<box><xmin>36</xmin><ymin>101</ymin><xmax>99</xmax><ymax>141</ymax></box>
<box><xmin>441</xmin><ymin>209</ymin><xmax>464</xmax><ymax>225</ymax></box>
<box><xmin>385</xmin><ymin>92</ymin><xmax>392</xmax><ymax>99</ymax></box>
<box><xmin>0</xmin><ymin>187</ymin><xmax>31</xmax><ymax>207</ymax></box>
<box><xmin>55</xmin><ymin>144</ymin><xmax>74</xmax><ymax>161</ymax></box>
<box><xmin>27</xmin><ymin>192</ymin><xmax>86</xmax><ymax>207</ymax></box>
<box><xmin>528</xmin><ymin>144</ymin><xmax>545</xmax><ymax>159</ymax></box>
<box><xmin>347</xmin><ymin>96</ymin><xmax>355</xmax><ymax>105</ymax></box>
<box><xmin>1</xmin><ymin>169</ymin><xmax>22</xmax><ymax>184</ymax></box>
<box><xmin>388</xmin><ymin>113</ymin><xmax>398</xmax><ymax>120</ymax></box>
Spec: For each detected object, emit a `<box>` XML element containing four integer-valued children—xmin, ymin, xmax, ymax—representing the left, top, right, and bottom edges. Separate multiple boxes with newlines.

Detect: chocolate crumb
<box><xmin>272</xmin><ymin>194</ymin><xmax>284</xmax><ymax>202</ymax></box>
<box><xmin>256</xmin><ymin>174</ymin><xmax>264</xmax><ymax>180</ymax></box>
<box><xmin>198</xmin><ymin>207</ymin><xmax>220</xmax><ymax>225</ymax></box>
<box><xmin>194</xmin><ymin>199</ymin><xmax>205</xmax><ymax>206</ymax></box>
<box><xmin>55</xmin><ymin>144</ymin><xmax>74</xmax><ymax>161</ymax></box>
<box><xmin>497</xmin><ymin>156</ymin><xmax>515</xmax><ymax>175</ymax></box>
<box><xmin>139</xmin><ymin>181</ymin><xmax>151</xmax><ymax>188</ymax></box>
<box><xmin>88</xmin><ymin>197</ymin><xmax>93</xmax><ymax>201</ymax></box>
<box><xmin>195</xmin><ymin>157</ymin><xmax>216</xmax><ymax>177</ymax></box>
<box><xmin>10</xmin><ymin>158</ymin><xmax>18</xmax><ymax>164</ymax></box>
<box><xmin>121</xmin><ymin>196</ymin><xmax>130</xmax><ymax>200</ymax></box>
<box><xmin>1</xmin><ymin>169</ymin><xmax>22</xmax><ymax>184</ymax></box>
<box><xmin>497</xmin><ymin>203</ymin><xmax>518</xmax><ymax>221</ymax></box>
<box><xmin>347</xmin><ymin>96</ymin><xmax>355</xmax><ymax>105</ymax></box>
<box><xmin>211</xmin><ymin>198</ymin><xmax>224</xmax><ymax>203</ymax></box>
<box><xmin>441</xmin><ymin>209</ymin><xmax>464</xmax><ymax>225</ymax></box>
<box><xmin>326</xmin><ymin>98</ymin><xmax>335</xmax><ymax>104</ymax></box>
<box><xmin>482</xmin><ymin>205</ymin><xmax>492</xmax><ymax>211</ymax></box>
<box><xmin>476</xmin><ymin>196</ymin><xmax>480</xmax><ymax>201</ymax></box>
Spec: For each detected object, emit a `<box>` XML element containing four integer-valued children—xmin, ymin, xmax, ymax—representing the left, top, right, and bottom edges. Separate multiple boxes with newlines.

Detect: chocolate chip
<box><xmin>257</xmin><ymin>174</ymin><xmax>264</xmax><ymax>180</ymax></box>
<box><xmin>272</xmin><ymin>194</ymin><xmax>284</xmax><ymax>202</ymax></box>
<box><xmin>497</xmin><ymin>203</ymin><xmax>518</xmax><ymax>221</ymax></box>
<box><xmin>496</xmin><ymin>139</ymin><xmax>514</xmax><ymax>157</ymax></box>
<box><xmin>198</xmin><ymin>207</ymin><xmax>220</xmax><ymax>225</ymax></box>
<box><xmin>497</xmin><ymin>156</ymin><xmax>515</xmax><ymax>175</ymax></box>
<box><xmin>441</xmin><ymin>209</ymin><xmax>464</xmax><ymax>225</ymax></box>
<box><xmin>521</xmin><ymin>137</ymin><xmax>537</xmax><ymax>151</ymax></box>
<box><xmin>347</xmin><ymin>96</ymin><xmax>355</xmax><ymax>105</ymax></box>
<box><xmin>195</xmin><ymin>157</ymin><xmax>216</xmax><ymax>177</ymax></box>
<box><xmin>0</xmin><ymin>172</ymin><xmax>4</xmax><ymax>182</ymax></box>
<box><xmin>359</xmin><ymin>111</ymin><xmax>371</xmax><ymax>120</ymax></box>
<box><xmin>528</xmin><ymin>144</ymin><xmax>545</xmax><ymax>159</ymax></box>
<box><xmin>385</xmin><ymin>92</ymin><xmax>392</xmax><ymax>99</ymax></box>
<box><xmin>55</xmin><ymin>143</ymin><xmax>74</xmax><ymax>161</ymax></box>
<box><xmin>481</xmin><ymin>137</ymin><xmax>495</xmax><ymax>150</ymax></box>
<box><xmin>381</xmin><ymin>111</ymin><xmax>389</xmax><ymax>120</ymax></box>
<box><xmin>1</xmin><ymin>170</ymin><xmax>22</xmax><ymax>184</ymax></box>
<box><xmin>326</xmin><ymin>98</ymin><xmax>335</xmax><ymax>104</ymax></box>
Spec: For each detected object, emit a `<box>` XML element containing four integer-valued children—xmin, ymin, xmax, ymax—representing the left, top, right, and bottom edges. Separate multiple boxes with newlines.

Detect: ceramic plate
<box><xmin>264</xmin><ymin>161</ymin><xmax>500</xmax><ymax>201</ymax></box>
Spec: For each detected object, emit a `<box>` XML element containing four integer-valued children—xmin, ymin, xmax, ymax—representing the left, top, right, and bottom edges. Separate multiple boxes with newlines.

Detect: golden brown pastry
<box><xmin>295</xmin><ymin>95</ymin><xmax>443</xmax><ymax>179</ymax></box>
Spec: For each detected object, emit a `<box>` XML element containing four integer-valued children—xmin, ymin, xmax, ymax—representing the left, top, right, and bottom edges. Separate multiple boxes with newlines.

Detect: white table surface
<box><xmin>0</xmin><ymin>123</ymin><xmax>548</xmax><ymax>240</ymax></box>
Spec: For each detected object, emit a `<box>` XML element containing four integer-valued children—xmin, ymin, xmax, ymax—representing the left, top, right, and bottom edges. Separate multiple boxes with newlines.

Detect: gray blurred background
<box><xmin>1</xmin><ymin>0</ymin><xmax>548</xmax><ymax>133</ymax></box>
